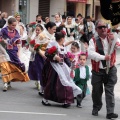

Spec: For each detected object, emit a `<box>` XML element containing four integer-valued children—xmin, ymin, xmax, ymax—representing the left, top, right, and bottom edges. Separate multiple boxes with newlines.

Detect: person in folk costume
<box><xmin>41</xmin><ymin>31</ymin><xmax>82</xmax><ymax>108</ymax></box>
<box><xmin>62</xmin><ymin>15</ymin><xmax>66</xmax><ymax>25</ymax></box>
<box><xmin>70</xmin><ymin>53</ymin><xmax>92</xmax><ymax>108</ymax></box>
<box><xmin>33</xmin><ymin>22</ymin><xmax>56</xmax><ymax>96</ymax></box>
<box><xmin>14</xmin><ymin>12</ymin><xmax>31</xmax><ymax>72</ymax></box>
<box><xmin>28</xmin><ymin>24</ymin><xmax>45</xmax><ymax>91</ymax></box>
<box><xmin>80</xmin><ymin>18</ymin><xmax>89</xmax><ymax>44</ymax></box>
<box><xmin>67</xmin><ymin>41</ymin><xmax>88</xmax><ymax>68</ymax></box>
<box><xmin>86</xmin><ymin>16</ymin><xmax>95</xmax><ymax>40</ymax></box>
<box><xmin>74</xmin><ymin>18</ymin><xmax>84</xmax><ymax>41</ymax></box>
<box><xmin>45</xmin><ymin>17</ymin><xmax>50</xmax><ymax>24</ymax></box>
<box><xmin>54</xmin><ymin>13</ymin><xmax>62</xmax><ymax>27</ymax></box>
<box><xmin>64</xmin><ymin>16</ymin><xmax>75</xmax><ymax>51</ymax></box>
<box><xmin>54</xmin><ymin>13</ymin><xmax>66</xmax><ymax>34</ymax></box>
<box><xmin>112</xmin><ymin>24</ymin><xmax>120</xmax><ymax>39</ymax></box>
<box><xmin>0</xmin><ymin>12</ymin><xmax>7</xmax><ymax>30</ymax></box>
<box><xmin>88</xmin><ymin>19</ymin><xmax>120</xmax><ymax>119</ymax></box>
<box><xmin>0</xmin><ymin>17</ymin><xmax>29</xmax><ymax>92</ymax></box>
<box><xmin>28</xmin><ymin>14</ymin><xmax>45</xmax><ymax>38</ymax></box>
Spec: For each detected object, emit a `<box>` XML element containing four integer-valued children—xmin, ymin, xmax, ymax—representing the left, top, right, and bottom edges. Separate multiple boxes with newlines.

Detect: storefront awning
<box><xmin>67</xmin><ymin>0</ymin><xmax>87</xmax><ymax>3</ymax></box>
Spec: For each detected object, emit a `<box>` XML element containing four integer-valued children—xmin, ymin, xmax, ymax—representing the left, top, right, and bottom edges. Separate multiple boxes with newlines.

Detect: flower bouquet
<box><xmin>67</xmin><ymin>52</ymin><xmax>75</xmax><ymax>62</ymax></box>
<box><xmin>29</xmin><ymin>22</ymin><xmax>36</xmax><ymax>28</ymax></box>
<box><xmin>46</xmin><ymin>46</ymin><xmax>58</xmax><ymax>57</ymax></box>
<box><xmin>29</xmin><ymin>39</ymin><xmax>35</xmax><ymax>47</ymax></box>
<box><xmin>34</xmin><ymin>43</ymin><xmax>48</xmax><ymax>51</ymax></box>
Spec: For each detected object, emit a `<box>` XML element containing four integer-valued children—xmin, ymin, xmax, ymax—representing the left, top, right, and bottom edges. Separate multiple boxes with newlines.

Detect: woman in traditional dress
<box><xmin>14</xmin><ymin>13</ymin><xmax>31</xmax><ymax>72</ymax></box>
<box><xmin>0</xmin><ymin>17</ymin><xmax>29</xmax><ymax>92</ymax></box>
<box><xmin>65</xmin><ymin>16</ymin><xmax>75</xmax><ymax>51</ymax></box>
<box><xmin>54</xmin><ymin>13</ymin><xmax>62</xmax><ymax>27</ymax></box>
<box><xmin>41</xmin><ymin>31</ymin><xmax>82</xmax><ymax>108</ymax></box>
<box><xmin>28</xmin><ymin>22</ymin><xmax>56</xmax><ymax>95</ymax></box>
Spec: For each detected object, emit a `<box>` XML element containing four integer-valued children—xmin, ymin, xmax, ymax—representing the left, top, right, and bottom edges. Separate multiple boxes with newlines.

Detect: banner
<box><xmin>100</xmin><ymin>0</ymin><xmax>120</xmax><ymax>25</ymax></box>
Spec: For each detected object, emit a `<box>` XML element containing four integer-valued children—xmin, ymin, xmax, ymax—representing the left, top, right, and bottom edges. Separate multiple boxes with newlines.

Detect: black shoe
<box><xmin>38</xmin><ymin>92</ymin><xmax>44</xmax><ymax>96</ymax></box>
<box><xmin>41</xmin><ymin>100</ymin><xmax>51</xmax><ymax>106</ymax></box>
<box><xmin>76</xmin><ymin>104</ymin><xmax>82</xmax><ymax>108</ymax></box>
<box><xmin>92</xmin><ymin>109</ymin><xmax>98</xmax><ymax>116</ymax></box>
<box><xmin>76</xmin><ymin>98</ymin><xmax>82</xmax><ymax>108</ymax></box>
<box><xmin>106</xmin><ymin>113</ymin><xmax>118</xmax><ymax>119</ymax></box>
<box><xmin>62</xmin><ymin>104</ymin><xmax>71</xmax><ymax>108</ymax></box>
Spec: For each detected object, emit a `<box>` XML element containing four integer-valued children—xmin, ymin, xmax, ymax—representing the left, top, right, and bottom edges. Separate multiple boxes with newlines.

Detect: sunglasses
<box><xmin>97</xmin><ymin>26</ymin><xmax>107</xmax><ymax>29</ymax></box>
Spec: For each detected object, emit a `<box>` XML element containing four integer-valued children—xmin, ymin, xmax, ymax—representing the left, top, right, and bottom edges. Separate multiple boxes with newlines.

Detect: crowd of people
<box><xmin>0</xmin><ymin>11</ymin><xmax>120</xmax><ymax>119</ymax></box>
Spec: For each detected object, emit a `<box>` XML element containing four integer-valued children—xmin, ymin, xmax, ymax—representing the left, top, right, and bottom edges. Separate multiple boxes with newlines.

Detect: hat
<box><xmin>100</xmin><ymin>0</ymin><xmax>120</xmax><ymax>25</ymax></box>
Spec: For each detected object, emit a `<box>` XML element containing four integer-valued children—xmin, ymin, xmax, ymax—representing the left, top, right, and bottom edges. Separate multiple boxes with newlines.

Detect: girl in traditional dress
<box><xmin>67</xmin><ymin>41</ymin><xmax>88</xmax><ymax>68</ymax></box>
<box><xmin>29</xmin><ymin>22</ymin><xmax>56</xmax><ymax>95</ymax></box>
<box><xmin>28</xmin><ymin>24</ymin><xmax>45</xmax><ymax>91</ymax></box>
<box><xmin>0</xmin><ymin>17</ymin><xmax>29</xmax><ymax>91</ymax></box>
<box><xmin>71</xmin><ymin>53</ymin><xmax>91</xmax><ymax>107</ymax></box>
<box><xmin>41</xmin><ymin>31</ymin><xmax>82</xmax><ymax>108</ymax></box>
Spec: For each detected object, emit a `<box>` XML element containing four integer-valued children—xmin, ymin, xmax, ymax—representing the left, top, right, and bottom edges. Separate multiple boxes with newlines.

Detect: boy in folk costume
<box><xmin>88</xmin><ymin>19</ymin><xmax>120</xmax><ymax>119</ymax></box>
<box><xmin>70</xmin><ymin>53</ymin><xmax>91</xmax><ymax>108</ymax></box>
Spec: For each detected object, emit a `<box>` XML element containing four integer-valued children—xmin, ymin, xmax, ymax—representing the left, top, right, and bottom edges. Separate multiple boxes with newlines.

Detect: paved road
<box><xmin>0</xmin><ymin>50</ymin><xmax>120</xmax><ymax>120</ymax></box>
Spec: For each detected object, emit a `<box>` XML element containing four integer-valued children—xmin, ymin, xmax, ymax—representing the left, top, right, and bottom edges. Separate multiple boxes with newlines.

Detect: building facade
<box><xmin>0</xmin><ymin>0</ymin><xmax>101</xmax><ymax>24</ymax></box>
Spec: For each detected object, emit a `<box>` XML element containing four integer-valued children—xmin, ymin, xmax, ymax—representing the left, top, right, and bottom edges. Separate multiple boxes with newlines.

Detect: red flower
<box><xmin>34</xmin><ymin>44</ymin><xmax>41</xmax><ymax>50</ymax></box>
<box><xmin>107</xmin><ymin>29</ymin><xmax>111</xmax><ymax>33</ymax></box>
<box><xmin>30</xmin><ymin>22</ymin><xmax>36</xmax><ymax>25</ymax></box>
<box><xmin>30</xmin><ymin>40</ymin><xmax>35</xmax><ymax>46</ymax></box>
<box><xmin>47</xmin><ymin>46</ymin><xmax>57</xmax><ymax>54</ymax></box>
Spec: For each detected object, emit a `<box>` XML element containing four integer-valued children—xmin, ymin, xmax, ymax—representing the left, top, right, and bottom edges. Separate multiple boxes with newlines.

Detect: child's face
<box><xmin>36</xmin><ymin>27</ymin><xmax>42</xmax><ymax>35</ymax></box>
<box><xmin>8</xmin><ymin>22</ymin><xmax>17</xmax><ymax>30</ymax></box>
<box><xmin>79</xmin><ymin>55</ymin><xmax>87</xmax><ymax>66</ymax></box>
<box><xmin>71</xmin><ymin>45</ymin><xmax>79</xmax><ymax>53</ymax></box>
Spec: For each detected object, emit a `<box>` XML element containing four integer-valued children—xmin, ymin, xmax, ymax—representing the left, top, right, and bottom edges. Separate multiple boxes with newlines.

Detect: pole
<box><xmin>92</xmin><ymin>0</ymin><xmax>94</xmax><ymax>18</ymax></box>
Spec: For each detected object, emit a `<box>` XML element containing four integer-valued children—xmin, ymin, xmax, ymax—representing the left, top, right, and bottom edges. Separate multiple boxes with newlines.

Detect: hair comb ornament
<box><xmin>61</xmin><ymin>30</ymin><xmax>66</xmax><ymax>35</ymax></box>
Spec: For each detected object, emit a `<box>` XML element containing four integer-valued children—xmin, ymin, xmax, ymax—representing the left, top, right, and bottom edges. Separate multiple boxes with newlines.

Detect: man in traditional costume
<box><xmin>88</xmin><ymin>19</ymin><xmax>120</xmax><ymax>119</ymax></box>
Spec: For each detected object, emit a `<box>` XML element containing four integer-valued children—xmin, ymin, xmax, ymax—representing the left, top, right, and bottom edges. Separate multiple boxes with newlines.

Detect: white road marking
<box><xmin>0</xmin><ymin>111</ymin><xmax>67</xmax><ymax>116</ymax></box>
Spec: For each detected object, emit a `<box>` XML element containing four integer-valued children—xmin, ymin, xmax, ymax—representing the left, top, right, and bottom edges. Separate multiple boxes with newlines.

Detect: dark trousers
<box><xmin>91</xmin><ymin>66</ymin><xmax>117</xmax><ymax>114</ymax></box>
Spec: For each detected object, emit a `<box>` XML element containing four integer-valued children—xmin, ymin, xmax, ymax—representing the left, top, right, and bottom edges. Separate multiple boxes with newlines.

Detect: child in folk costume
<box><xmin>71</xmin><ymin>53</ymin><xmax>91</xmax><ymax>107</ymax></box>
<box><xmin>28</xmin><ymin>24</ymin><xmax>46</xmax><ymax>92</ymax></box>
<box><xmin>67</xmin><ymin>41</ymin><xmax>88</xmax><ymax>68</ymax></box>
<box><xmin>28</xmin><ymin>22</ymin><xmax>56</xmax><ymax>95</ymax></box>
<box><xmin>41</xmin><ymin>31</ymin><xmax>82</xmax><ymax>108</ymax></box>
<box><xmin>0</xmin><ymin>17</ymin><xmax>29</xmax><ymax>92</ymax></box>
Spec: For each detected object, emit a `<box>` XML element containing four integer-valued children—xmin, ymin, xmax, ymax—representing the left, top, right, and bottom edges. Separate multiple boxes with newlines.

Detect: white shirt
<box><xmin>88</xmin><ymin>37</ymin><xmax>108</xmax><ymax>69</ymax></box>
<box><xmin>88</xmin><ymin>35</ymin><xmax>120</xmax><ymax>69</ymax></box>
